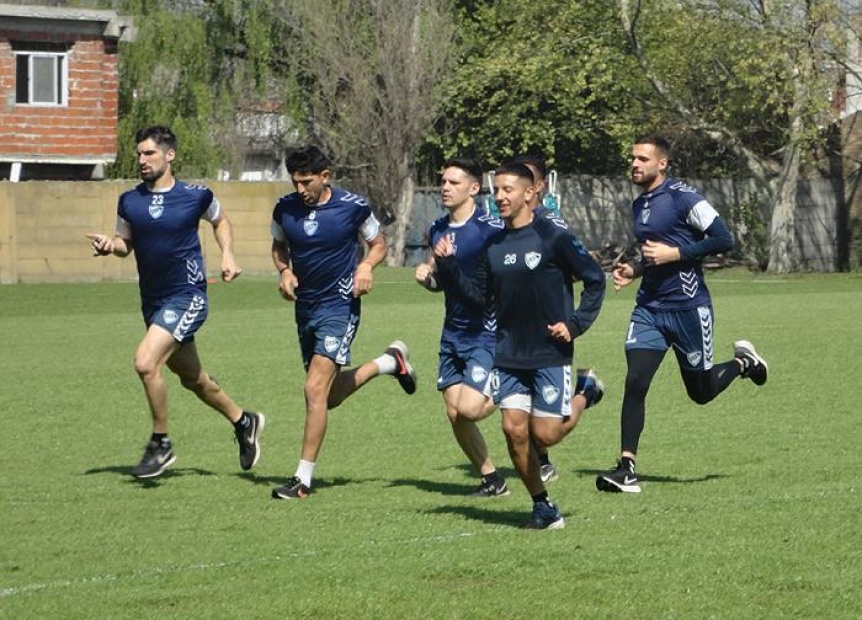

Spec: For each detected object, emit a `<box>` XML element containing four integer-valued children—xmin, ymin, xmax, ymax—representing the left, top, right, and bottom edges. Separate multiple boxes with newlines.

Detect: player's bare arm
<box><xmin>211</xmin><ymin>215</ymin><xmax>243</xmax><ymax>282</ymax></box>
<box><xmin>353</xmin><ymin>232</ymin><xmax>386</xmax><ymax>297</ymax></box>
<box><xmin>86</xmin><ymin>232</ymin><xmax>131</xmax><ymax>257</ymax></box>
<box><xmin>271</xmin><ymin>239</ymin><xmax>298</xmax><ymax>301</ymax></box>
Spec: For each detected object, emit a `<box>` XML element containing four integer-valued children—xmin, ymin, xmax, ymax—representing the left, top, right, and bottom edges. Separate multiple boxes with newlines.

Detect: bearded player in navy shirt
<box><xmin>435</xmin><ymin>162</ymin><xmax>606</xmax><ymax>529</ymax></box>
<box><xmin>595</xmin><ymin>134</ymin><xmax>769</xmax><ymax>494</ymax></box>
<box><xmin>270</xmin><ymin>145</ymin><xmax>416</xmax><ymax>500</ymax></box>
<box><xmin>87</xmin><ymin>125</ymin><xmax>264</xmax><ymax>479</ymax></box>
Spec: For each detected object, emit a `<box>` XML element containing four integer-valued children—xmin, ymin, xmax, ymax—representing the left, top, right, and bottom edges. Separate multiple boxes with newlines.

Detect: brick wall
<box><xmin>0</xmin><ymin>31</ymin><xmax>118</xmax><ymax>161</ymax></box>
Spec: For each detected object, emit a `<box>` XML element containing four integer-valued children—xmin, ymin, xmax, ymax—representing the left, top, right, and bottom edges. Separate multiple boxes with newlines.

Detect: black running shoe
<box><xmin>523</xmin><ymin>501</ymin><xmax>565</xmax><ymax>530</ymax></box>
<box><xmin>235</xmin><ymin>411</ymin><xmax>265</xmax><ymax>471</ymax></box>
<box><xmin>271</xmin><ymin>476</ymin><xmax>311</xmax><ymax>500</ymax></box>
<box><xmin>575</xmin><ymin>368</ymin><xmax>605</xmax><ymax>409</ymax></box>
<box><xmin>470</xmin><ymin>478</ymin><xmax>510</xmax><ymax>498</ymax></box>
<box><xmin>733</xmin><ymin>340</ymin><xmax>768</xmax><ymax>386</ymax></box>
<box><xmin>596</xmin><ymin>460</ymin><xmax>641</xmax><ymax>493</ymax></box>
<box><xmin>540</xmin><ymin>462</ymin><xmax>559</xmax><ymax>483</ymax></box>
<box><xmin>131</xmin><ymin>440</ymin><xmax>176</xmax><ymax>479</ymax></box>
<box><xmin>385</xmin><ymin>340</ymin><xmax>417</xmax><ymax>395</ymax></box>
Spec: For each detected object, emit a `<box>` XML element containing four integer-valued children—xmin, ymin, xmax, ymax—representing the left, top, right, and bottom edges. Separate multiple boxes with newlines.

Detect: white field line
<box><xmin>0</xmin><ymin>532</ymin><xmax>483</xmax><ymax>599</ymax></box>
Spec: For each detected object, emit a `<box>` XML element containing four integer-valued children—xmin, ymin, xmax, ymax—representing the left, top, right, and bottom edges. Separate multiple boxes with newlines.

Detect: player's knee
<box><xmin>133</xmin><ymin>355</ymin><xmax>158</xmax><ymax>380</ymax></box>
<box><xmin>624</xmin><ymin>372</ymin><xmax>651</xmax><ymax>399</ymax></box>
<box><xmin>501</xmin><ymin>416</ymin><xmax>528</xmax><ymax>442</ymax></box>
<box><xmin>179</xmin><ymin>373</ymin><xmax>204</xmax><ymax>392</ymax></box>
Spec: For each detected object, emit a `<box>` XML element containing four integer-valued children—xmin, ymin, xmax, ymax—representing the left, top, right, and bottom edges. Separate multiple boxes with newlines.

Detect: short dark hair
<box><xmin>634</xmin><ymin>134</ymin><xmax>671</xmax><ymax>158</ymax></box>
<box><xmin>286</xmin><ymin>145</ymin><xmax>332</xmax><ymax>175</ymax></box>
<box><xmin>135</xmin><ymin>125</ymin><xmax>177</xmax><ymax>151</ymax></box>
<box><xmin>495</xmin><ymin>161</ymin><xmax>535</xmax><ymax>184</ymax></box>
<box><xmin>444</xmin><ymin>157</ymin><xmax>482</xmax><ymax>184</ymax></box>
<box><xmin>513</xmin><ymin>152</ymin><xmax>547</xmax><ymax>182</ymax></box>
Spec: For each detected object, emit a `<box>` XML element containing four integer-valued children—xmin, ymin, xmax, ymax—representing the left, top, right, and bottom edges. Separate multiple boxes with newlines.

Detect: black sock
<box><xmin>531</xmin><ymin>491</ymin><xmax>549</xmax><ymax>504</ymax></box>
<box><xmin>151</xmin><ymin>433</ymin><xmax>170</xmax><ymax>448</ymax></box>
<box><xmin>538</xmin><ymin>451</ymin><xmax>550</xmax><ymax>467</ymax></box>
<box><xmin>233</xmin><ymin>412</ymin><xmax>249</xmax><ymax>430</ymax></box>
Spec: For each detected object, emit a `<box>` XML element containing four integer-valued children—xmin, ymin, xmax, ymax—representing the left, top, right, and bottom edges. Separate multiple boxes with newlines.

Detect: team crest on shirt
<box><xmin>148</xmin><ymin>195</ymin><xmax>164</xmax><ymax>219</ymax></box>
<box><xmin>163</xmin><ymin>309</ymin><xmax>178</xmax><ymax>325</ymax></box>
<box><xmin>303</xmin><ymin>219</ymin><xmax>319</xmax><ymax>236</ymax></box>
<box><xmin>525</xmin><ymin>252</ymin><xmax>541</xmax><ymax>270</ymax></box>
<box><xmin>640</xmin><ymin>208</ymin><xmax>650</xmax><ymax>224</ymax></box>
<box><xmin>542</xmin><ymin>385</ymin><xmax>560</xmax><ymax>405</ymax></box>
<box><xmin>324</xmin><ymin>336</ymin><xmax>340</xmax><ymax>353</ymax></box>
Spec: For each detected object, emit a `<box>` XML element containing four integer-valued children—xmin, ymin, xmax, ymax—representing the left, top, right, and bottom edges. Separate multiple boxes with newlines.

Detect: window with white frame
<box><xmin>14</xmin><ymin>46</ymin><xmax>69</xmax><ymax>106</ymax></box>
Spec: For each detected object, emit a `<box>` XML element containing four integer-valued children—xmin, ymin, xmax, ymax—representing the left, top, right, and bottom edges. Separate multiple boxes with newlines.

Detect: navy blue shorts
<box><xmin>295</xmin><ymin>299</ymin><xmax>361</xmax><ymax>370</ymax></box>
<box><xmin>624</xmin><ymin>305</ymin><xmax>715</xmax><ymax>371</ymax></box>
<box><xmin>143</xmin><ymin>292</ymin><xmax>208</xmax><ymax>344</ymax></box>
<box><xmin>437</xmin><ymin>337</ymin><xmax>495</xmax><ymax>394</ymax></box>
<box><xmin>491</xmin><ymin>365</ymin><xmax>572</xmax><ymax>418</ymax></box>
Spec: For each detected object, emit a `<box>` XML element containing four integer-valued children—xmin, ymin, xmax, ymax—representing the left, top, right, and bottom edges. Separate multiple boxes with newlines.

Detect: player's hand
<box><xmin>353</xmin><ymin>262</ymin><xmax>373</xmax><ymax>297</ymax></box>
<box><xmin>86</xmin><ymin>232</ymin><xmax>114</xmax><ymax>256</ymax></box>
<box><xmin>278</xmin><ymin>269</ymin><xmax>299</xmax><ymax>301</ymax></box>
<box><xmin>221</xmin><ymin>256</ymin><xmax>243</xmax><ymax>282</ymax></box>
<box><xmin>415</xmin><ymin>262</ymin><xmax>438</xmax><ymax>289</ymax></box>
<box><xmin>547</xmin><ymin>322</ymin><xmax>571</xmax><ymax>343</ymax></box>
<box><xmin>432</xmin><ymin>235</ymin><xmax>454</xmax><ymax>258</ymax></box>
<box><xmin>642</xmin><ymin>240</ymin><xmax>680</xmax><ymax>266</ymax></box>
<box><xmin>612</xmin><ymin>263</ymin><xmax>635</xmax><ymax>292</ymax></box>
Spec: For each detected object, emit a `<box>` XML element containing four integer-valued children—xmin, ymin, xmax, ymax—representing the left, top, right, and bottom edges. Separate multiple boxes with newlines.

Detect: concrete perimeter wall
<box><xmin>0</xmin><ymin>176</ymin><xmax>839</xmax><ymax>283</ymax></box>
<box><xmin>0</xmin><ymin>181</ymin><xmax>284</xmax><ymax>283</ymax></box>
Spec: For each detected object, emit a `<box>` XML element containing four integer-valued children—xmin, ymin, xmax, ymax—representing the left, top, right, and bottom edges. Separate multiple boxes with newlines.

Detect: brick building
<box><xmin>0</xmin><ymin>3</ymin><xmax>132</xmax><ymax>181</ymax></box>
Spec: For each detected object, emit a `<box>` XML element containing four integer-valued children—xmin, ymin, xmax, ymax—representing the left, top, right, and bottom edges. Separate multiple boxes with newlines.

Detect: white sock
<box><xmin>295</xmin><ymin>459</ymin><xmax>315</xmax><ymax>488</ymax></box>
<box><xmin>374</xmin><ymin>353</ymin><xmax>396</xmax><ymax>375</ymax></box>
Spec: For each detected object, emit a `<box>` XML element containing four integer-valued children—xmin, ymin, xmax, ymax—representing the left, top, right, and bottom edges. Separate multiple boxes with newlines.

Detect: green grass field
<box><xmin>1</xmin><ymin>268</ymin><xmax>860</xmax><ymax>619</ymax></box>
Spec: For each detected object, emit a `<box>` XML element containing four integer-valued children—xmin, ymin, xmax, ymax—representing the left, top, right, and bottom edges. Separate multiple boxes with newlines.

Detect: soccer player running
<box><xmin>513</xmin><ymin>152</ymin><xmax>605</xmax><ymax>484</ymax></box>
<box><xmin>415</xmin><ymin>158</ymin><xmax>510</xmax><ymax>498</ymax></box>
<box><xmin>86</xmin><ymin>125</ymin><xmax>264</xmax><ymax>479</ymax></box>
<box><xmin>270</xmin><ymin>145</ymin><xmax>417</xmax><ymax>500</ymax></box>
<box><xmin>434</xmin><ymin>162</ymin><xmax>606</xmax><ymax>529</ymax></box>
<box><xmin>595</xmin><ymin>134</ymin><xmax>768</xmax><ymax>494</ymax></box>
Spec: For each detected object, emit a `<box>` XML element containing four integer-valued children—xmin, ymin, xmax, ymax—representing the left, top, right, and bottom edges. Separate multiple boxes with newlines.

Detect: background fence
<box><xmin>0</xmin><ymin>175</ymin><xmax>839</xmax><ymax>283</ymax></box>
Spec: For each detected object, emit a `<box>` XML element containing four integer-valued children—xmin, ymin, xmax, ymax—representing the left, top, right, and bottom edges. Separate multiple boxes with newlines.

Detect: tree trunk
<box><xmin>387</xmin><ymin>172</ymin><xmax>415</xmax><ymax>266</ymax></box>
<box><xmin>767</xmin><ymin>145</ymin><xmax>800</xmax><ymax>273</ymax></box>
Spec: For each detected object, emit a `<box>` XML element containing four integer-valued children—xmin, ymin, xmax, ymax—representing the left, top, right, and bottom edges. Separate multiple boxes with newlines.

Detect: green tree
<box><xmin>618</xmin><ymin>0</ymin><xmax>850</xmax><ymax>272</ymax></box>
<box><xmin>435</xmin><ymin>0</ymin><xmax>635</xmax><ymax>174</ymax></box>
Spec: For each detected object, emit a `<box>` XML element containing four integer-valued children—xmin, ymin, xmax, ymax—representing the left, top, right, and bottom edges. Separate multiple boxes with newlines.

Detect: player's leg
<box><xmin>167</xmin><ymin>341</ymin><xmax>264</xmax><ymax>471</ymax></box>
<box><xmin>497</xmin><ymin>369</ymin><xmax>564</xmax><ymax>529</ymax></box>
<box><xmin>597</xmin><ymin>307</ymin><xmax>666</xmax><ymax>493</ymax></box>
<box><xmin>669</xmin><ymin>306</ymin><xmax>742</xmax><ymax>405</ymax></box>
<box><xmin>134</xmin><ymin>324</ymin><xmax>178</xmax><ymax>433</ymax></box>
<box><xmin>130</xmin><ymin>323</ymin><xmax>179</xmax><ymax>478</ymax></box>
<box><xmin>168</xmin><ymin>342</ymin><xmax>241</xmax><ymax>421</ymax></box>
<box><xmin>326</xmin><ymin>302</ymin><xmax>416</xmax><ymax>408</ymax></box>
